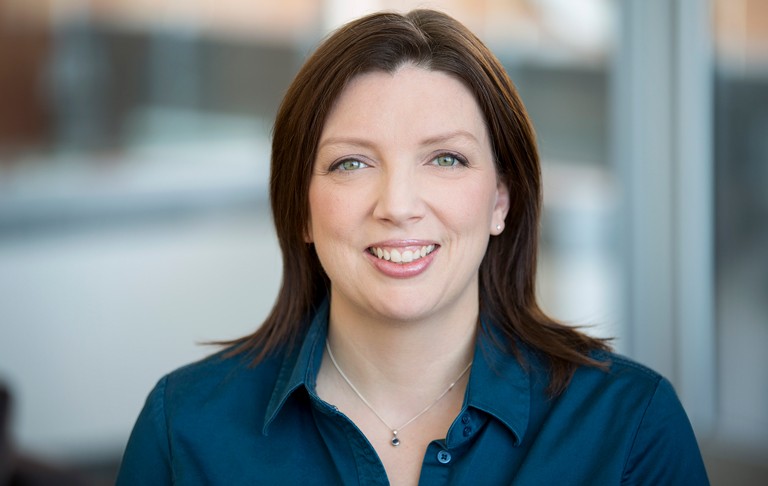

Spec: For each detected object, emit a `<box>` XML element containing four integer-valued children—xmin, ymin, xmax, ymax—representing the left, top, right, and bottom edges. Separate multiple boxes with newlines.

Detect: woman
<box><xmin>117</xmin><ymin>10</ymin><xmax>708</xmax><ymax>485</ymax></box>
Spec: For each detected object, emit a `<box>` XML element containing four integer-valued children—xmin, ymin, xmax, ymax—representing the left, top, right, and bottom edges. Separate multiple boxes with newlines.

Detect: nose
<box><xmin>371</xmin><ymin>164</ymin><xmax>426</xmax><ymax>226</ymax></box>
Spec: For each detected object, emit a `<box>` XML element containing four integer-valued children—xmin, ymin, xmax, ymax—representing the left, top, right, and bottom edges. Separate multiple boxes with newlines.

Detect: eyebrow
<box><xmin>317</xmin><ymin>130</ymin><xmax>480</xmax><ymax>151</ymax></box>
<box><xmin>419</xmin><ymin>130</ymin><xmax>480</xmax><ymax>146</ymax></box>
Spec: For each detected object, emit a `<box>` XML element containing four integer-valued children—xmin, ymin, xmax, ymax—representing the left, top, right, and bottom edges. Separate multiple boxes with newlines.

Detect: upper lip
<box><xmin>366</xmin><ymin>239</ymin><xmax>438</xmax><ymax>249</ymax></box>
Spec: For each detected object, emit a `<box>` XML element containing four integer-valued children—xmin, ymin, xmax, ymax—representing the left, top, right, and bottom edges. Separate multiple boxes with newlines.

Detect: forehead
<box><xmin>320</xmin><ymin>65</ymin><xmax>488</xmax><ymax>144</ymax></box>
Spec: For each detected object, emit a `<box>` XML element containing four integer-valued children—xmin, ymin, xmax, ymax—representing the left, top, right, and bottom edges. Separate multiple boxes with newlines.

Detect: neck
<box><xmin>324</xmin><ymin>296</ymin><xmax>478</xmax><ymax>403</ymax></box>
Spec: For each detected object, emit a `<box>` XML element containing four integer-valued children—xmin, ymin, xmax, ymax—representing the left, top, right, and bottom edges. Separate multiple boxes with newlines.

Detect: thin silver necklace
<box><xmin>325</xmin><ymin>339</ymin><xmax>472</xmax><ymax>447</ymax></box>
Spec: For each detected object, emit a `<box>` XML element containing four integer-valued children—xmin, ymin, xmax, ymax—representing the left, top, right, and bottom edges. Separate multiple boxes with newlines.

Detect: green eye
<box><xmin>435</xmin><ymin>154</ymin><xmax>459</xmax><ymax>167</ymax></box>
<box><xmin>338</xmin><ymin>160</ymin><xmax>365</xmax><ymax>171</ymax></box>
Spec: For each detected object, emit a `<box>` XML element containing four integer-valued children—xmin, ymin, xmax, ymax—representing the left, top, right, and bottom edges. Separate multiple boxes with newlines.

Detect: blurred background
<box><xmin>0</xmin><ymin>0</ymin><xmax>765</xmax><ymax>484</ymax></box>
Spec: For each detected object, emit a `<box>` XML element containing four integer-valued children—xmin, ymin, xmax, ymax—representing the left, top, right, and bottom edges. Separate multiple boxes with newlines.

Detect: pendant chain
<box><xmin>325</xmin><ymin>339</ymin><xmax>472</xmax><ymax>447</ymax></box>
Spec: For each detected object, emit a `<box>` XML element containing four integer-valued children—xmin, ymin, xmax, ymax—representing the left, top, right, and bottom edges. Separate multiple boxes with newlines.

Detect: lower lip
<box><xmin>365</xmin><ymin>248</ymin><xmax>437</xmax><ymax>278</ymax></box>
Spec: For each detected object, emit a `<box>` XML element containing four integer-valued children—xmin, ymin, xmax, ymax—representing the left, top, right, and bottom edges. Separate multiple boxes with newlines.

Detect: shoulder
<box><xmin>556</xmin><ymin>350</ymin><xmax>671</xmax><ymax>414</ymax></box>
<box><xmin>601</xmin><ymin>351</ymin><xmax>661</xmax><ymax>379</ymax></box>
<box><xmin>117</xmin><ymin>346</ymin><xmax>292</xmax><ymax>484</ymax></box>
<box><xmin>531</xmin><ymin>350</ymin><xmax>679</xmax><ymax>434</ymax></box>
<box><xmin>117</xmin><ymin>348</ymin><xmax>276</xmax><ymax>483</ymax></box>
<box><xmin>599</xmin><ymin>351</ymin><xmax>665</xmax><ymax>389</ymax></box>
<box><xmin>155</xmin><ymin>346</ymin><xmax>285</xmax><ymax>420</ymax></box>
<box><xmin>578</xmin><ymin>353</ymin><xmax>709</xmax><ymax>483</ymax></box>
<box><xmin>519</xmin><ymin>344</ymin><xmax>665</xmax><ymax>399</ymax></box>
<box><xmin>573</xmin><ymin>350</ymin><xmax>663</xmax><ymax>390</ymax></box>
<box><xmin>539</xmin><ymin>352</ymin><xmax>708</xmax><ymax>482</ymax></box>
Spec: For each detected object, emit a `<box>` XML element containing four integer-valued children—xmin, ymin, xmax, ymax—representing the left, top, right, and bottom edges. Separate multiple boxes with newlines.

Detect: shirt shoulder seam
<box><xmin>607</xmin><ymin>354</ymin><xmax>663</xmax><ymax>382</ymax></box>
<box><xmin>157</xmin><ymin>375</ymin><xmax>177</xmax><ymax>485</ymax></box>
<box><xmin>620</xmin><ymin>374</ymin><xmax>663</xmax><ymax>482</ymax></box>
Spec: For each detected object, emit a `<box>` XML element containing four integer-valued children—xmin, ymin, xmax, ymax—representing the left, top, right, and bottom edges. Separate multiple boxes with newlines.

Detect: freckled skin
<box><xmin>307</xmin><ymin>65</ymin><xmax>509</xmax><ymax>326</ymax></box>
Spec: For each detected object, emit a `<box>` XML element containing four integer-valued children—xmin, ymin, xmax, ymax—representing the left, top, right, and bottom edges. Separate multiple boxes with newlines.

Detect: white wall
<box><xmin>0</xmin><ymin>209</ymin><xmax>282</xmax><ymax>460</ymax></box>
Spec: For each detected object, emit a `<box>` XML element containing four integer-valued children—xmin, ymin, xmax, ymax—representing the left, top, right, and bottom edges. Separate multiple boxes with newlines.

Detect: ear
<box><xmin>491</xmin><ymin>177</ymin><xmax>510</xmax><ymax>235</ymax></box>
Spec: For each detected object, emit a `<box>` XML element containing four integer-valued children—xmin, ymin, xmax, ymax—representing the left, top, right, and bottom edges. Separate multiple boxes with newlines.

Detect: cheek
<box><xmin>436</xmin><ymin>179</ymin><xmax>497</xmax><ymax>230</ymax></box>
<box><xmin>308</xmin><ymin>184</ymin><xmax>358</xmax><ymax>242</ymax></box>
<box><xmin>307</xmin><ymin>185</ymin><xmax>328</xmax><ymax>243</ymax></box>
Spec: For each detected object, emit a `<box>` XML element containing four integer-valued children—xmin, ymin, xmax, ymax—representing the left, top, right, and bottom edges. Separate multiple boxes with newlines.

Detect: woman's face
<box><xmin>307</xmin><ymin>65</ymin><xmax>509</xmax><ymax>324</ymax></box>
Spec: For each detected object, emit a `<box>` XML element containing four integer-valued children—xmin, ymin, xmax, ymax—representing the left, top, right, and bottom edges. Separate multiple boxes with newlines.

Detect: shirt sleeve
<box><xmin>621</xmin><ymin>377</ymin><xmax>709</xmax><ymax>485</ymax></box>
<box><xmin>116</xmin><ymin>376</ymin><xmax>174</xmax><ymax>486</ymax></box>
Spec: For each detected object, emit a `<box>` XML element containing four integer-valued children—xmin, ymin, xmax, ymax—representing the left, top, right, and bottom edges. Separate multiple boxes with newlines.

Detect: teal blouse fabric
<box><xmin>116</xmin><ymin>301</ymin><xmax>709</xmax><ymax>485</ymax></box>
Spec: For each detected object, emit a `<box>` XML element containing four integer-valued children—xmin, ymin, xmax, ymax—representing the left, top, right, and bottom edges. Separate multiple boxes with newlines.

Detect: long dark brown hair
<box><xmin>226</xmin><ymin>9</ymin><xmax>610</xmax><ymax>396</ymax></box>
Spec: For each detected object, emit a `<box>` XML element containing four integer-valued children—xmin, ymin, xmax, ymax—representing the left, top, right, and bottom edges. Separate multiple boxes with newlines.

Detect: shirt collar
<box><xmin>465</xmin><ymin>319</ymin><xmax>531</xmax><ymax>445</ymax></box>
<box><xmin>263</xmin><ymin>299</ymin><xmax>330</xmax><ymax>435</ymax></box>
<box><xmin>263</xmin><ymin>302</ymin><xmax>531</xmax><ymax>445</ymax></box>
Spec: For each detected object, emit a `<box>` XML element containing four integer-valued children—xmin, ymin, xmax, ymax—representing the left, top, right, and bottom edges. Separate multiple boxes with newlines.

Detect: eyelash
<box><xmin>328</xmin><ymin>158</ymin><xmax>369</xmax><ymax>172</ymax></box>
<box><xmin>326</xmin><ymin>151</ymin><xmax>469</xmax><ymax>173</ymax></box>
<box><xmin>431</xmin><ymin>152</ymin><xmax>469</xmax><ymax>168</ymax></box>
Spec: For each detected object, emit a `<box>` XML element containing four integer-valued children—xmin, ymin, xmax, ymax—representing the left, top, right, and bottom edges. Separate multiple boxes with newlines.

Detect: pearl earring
<box><xmin>496</xmin><ymin>224</ymin><xmax>501</xmax><ymax>231</ymax></box>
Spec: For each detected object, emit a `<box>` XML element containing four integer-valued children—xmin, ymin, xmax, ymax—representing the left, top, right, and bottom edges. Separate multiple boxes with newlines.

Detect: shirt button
<box><xmin>461</xmin><ymin>414</ymin><xmax>470</xmax><ymax>425</ymax></box>
<box><xmin>462</xmin><ymin>426</ymin><xmax>472</xmax><ymax>437</ymax></box>
<box><xmin>437</xmin><ymin>451</ymin><xmax>452</xmax><ymax>464</ymax></box>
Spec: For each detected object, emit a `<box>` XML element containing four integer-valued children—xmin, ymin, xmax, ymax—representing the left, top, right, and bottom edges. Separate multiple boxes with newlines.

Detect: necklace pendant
<box><xmin>391</xmin><ymin>431</ymin><xmax>400</xmax><ymax>447</ymax></box>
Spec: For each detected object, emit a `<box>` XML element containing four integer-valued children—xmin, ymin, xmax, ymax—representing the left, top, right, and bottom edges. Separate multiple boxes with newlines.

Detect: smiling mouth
<box><xmin>367</xmin><ymin>245</ymin><xmax>437</xmax><ymax>263</ymax></box>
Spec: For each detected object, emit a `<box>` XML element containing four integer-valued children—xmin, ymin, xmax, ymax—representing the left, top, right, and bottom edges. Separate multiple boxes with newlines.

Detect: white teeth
<box><xmin>369</xmin><ymin>245</ymin><xmax>436</xmax><ymax>264</ymax></box>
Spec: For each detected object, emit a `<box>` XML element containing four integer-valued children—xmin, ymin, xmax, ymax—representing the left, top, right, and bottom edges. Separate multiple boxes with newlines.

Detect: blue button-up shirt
<box><xmin>117</xmin><ymin>301</ymin><xmax>708</xmax><ymax>485</ymax></box>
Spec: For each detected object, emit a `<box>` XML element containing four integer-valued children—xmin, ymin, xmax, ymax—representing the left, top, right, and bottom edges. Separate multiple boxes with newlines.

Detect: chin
<box><xmin>363</xmin><ymin>296</ymin><xmax>444</xmax><ymax>324</ymax></box>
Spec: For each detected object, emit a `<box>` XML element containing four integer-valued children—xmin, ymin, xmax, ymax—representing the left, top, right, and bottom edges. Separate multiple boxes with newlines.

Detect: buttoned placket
<box><xmin>414</xmin><ymin>410</ymin><xmax>486</xmax><ymax>485</ymax></box>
